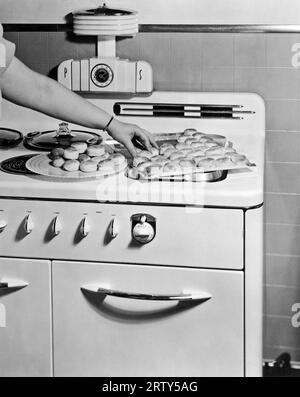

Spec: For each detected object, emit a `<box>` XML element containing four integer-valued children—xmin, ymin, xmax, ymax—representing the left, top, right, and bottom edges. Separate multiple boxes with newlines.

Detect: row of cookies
<box><xmin>127</xmin><ymin>129</ymin><xmax>249</xmax><ymax>179</ymax></box>
<box><xmin>49</xmin><ymin>142</ymin><xmax>126</xmax><ymax>173</ymax></box>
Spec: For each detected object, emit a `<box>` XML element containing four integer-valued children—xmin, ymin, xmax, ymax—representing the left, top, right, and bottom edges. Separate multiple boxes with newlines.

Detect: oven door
<box><xmin>53</xmin><ymin>261</ymin><xmax>244</xmax><ymax>377</ymax></box>
<box><xmin>0</xmin><ymin>258</ymin><xmax>52</xmax><ymax>377</ymax></box>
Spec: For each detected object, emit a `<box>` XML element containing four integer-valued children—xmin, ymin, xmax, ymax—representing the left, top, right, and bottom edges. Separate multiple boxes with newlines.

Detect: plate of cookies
<box><xmin>126</xmin><ymin>128</ymin><xmax>255</xmax><ymax>181</ymax></box>
<box><xmin>26</xmin><ymin>141</ymin><xmax>127</xmax><ymax>180</ymax></box>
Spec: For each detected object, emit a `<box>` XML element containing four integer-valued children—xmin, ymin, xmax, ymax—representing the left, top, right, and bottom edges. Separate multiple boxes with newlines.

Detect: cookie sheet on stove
<box><xmin>125</xmin><ymin>129</ymin><xmax>256</xmax><ymax>180</ymax></box>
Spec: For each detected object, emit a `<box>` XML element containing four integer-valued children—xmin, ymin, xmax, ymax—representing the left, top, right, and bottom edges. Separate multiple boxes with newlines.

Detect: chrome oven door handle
<box><xmin>81</xmin><ymin>285</ymin><xmax>212</xmax><ymax>302</ymax></box>
<box><xmin>0</xmin><ymin>279</ymin><xmax>29</xmax><ymax>291</ymax></box>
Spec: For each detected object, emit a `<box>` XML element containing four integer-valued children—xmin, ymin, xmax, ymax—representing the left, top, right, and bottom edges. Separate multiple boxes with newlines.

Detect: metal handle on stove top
<box><xmin>26</xmin><ymin>131</ymin><xmax>41</xmax><ymax>140</ymax></box>
<box><xmin>81</xmin><ymin>285</ymin><xmax>212</xmax><ymax>302</ymax></box>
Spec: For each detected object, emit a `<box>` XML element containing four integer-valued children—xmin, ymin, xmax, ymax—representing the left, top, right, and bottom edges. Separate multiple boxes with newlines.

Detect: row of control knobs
<box><xmin>0</xmin><ymin>213</ymin><xmax>156</xmax><ymax>244</ymax></box>
<box><xmin>0</xmin><ymin>215</ymin><xmax>119</xmax><ymax>238</ymax></box>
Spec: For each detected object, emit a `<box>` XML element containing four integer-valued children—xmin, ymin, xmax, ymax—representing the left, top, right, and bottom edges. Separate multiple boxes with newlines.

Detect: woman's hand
<box><xmin>107</xmin><ymin>118</ymin><xmax>158</xmax><ymax>157</ymax></box>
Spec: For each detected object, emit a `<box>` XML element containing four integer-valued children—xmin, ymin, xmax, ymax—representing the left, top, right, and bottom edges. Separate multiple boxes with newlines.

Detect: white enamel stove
<box><xmin>0</xmin><ymin>91</ymin><xmax>265</xmax><ymax>377</ymax></box>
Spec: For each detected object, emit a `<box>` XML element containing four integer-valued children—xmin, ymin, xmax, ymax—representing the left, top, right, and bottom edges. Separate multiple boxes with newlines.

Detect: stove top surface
<box><xmin>0</xmin><ymin>91</ymin><xmax>265</xmax><ymax>208</ymax></box>
<box><xmin>0</xmin><ymin>144</ymin><xmax>263</xmax><ymax>208</ymax></box>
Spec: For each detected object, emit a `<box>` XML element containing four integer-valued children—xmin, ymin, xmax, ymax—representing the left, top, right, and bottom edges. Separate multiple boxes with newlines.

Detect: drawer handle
<box><xmin>0</xmin><ymin>279</ymin><xmax>29</xmax><ymax>291</ymax></box>
<box><xmin>81</xmin><ymin>285</ymin><xmax>212</xmax><ymax>302</ymax></box>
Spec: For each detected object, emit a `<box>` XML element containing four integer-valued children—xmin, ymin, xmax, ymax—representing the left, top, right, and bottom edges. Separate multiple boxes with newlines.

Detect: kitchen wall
<box><xmin>3</xmin><ymin>0</ymin><xmax>300</xmax><ymax>24</ymax></box>
<box><xmin>3</xmin><ymin>28</ymin><xmax>300</xmax><ymax>363</ymax></box>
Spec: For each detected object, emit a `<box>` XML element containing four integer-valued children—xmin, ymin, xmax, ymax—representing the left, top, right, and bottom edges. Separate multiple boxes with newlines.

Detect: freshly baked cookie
<box><xmin>150</xmin><ymin>147</ymin><xmax>159</xmax><ymax>156</ymax></box>
<box><xmin>192</xmin><ymin>132</ymin><xmax>205</xmax><ymax>140</ymax></box>
<box><xmin>90</xmin><ymin>153</ymin><xmax>110</xmax><ymax>163</ymax></box>
<box><xmin>86</xmin><ymin>144</ymin><xmax>105</xmax><ymax>157</ymax></box>
<box><xmin>230</xmin><ymin>154</ymin><xmax>248</xmax><ymax>166</ymax></box>
<box><xmin>214</xmin><ymin>156</ymin><xmax>232</xmax><ymax>168</ymax></box>
<box><xmin>179</xmin><ymin>147</ymin><xmax>193</xmax><ymax>155</ymax></box>
<box><xmin>204</xmin><ymin>141</ymin><xmax>219</xmax><ymax>149</ymax></box>
<box><xmin>159</xmin><ymin>144</ymin><xmax>175</xmax><ymax>155</ymax></box>
<box><xmin>183</xmin><ymin>128</ymin><xmax>197</xmax><ymax>136</ymax></box>
<box><xmin>179</xmin><ymin>159</ymin><xmax>195</xmax><ymax>172</ymax></box>
<box><xmin>71</xmin><ymin>141</ymin><xmax>88</xmax><ymax>153</ymax></box>
<box><xmin>144</xmin><ymin>163</ymin><xmax>163</xmax><ymax>177</ymax></box>
<box><xmin>206</xmin><ymin>134</ymin><xmax>226</xmax><ymax>145</ymax></box>
<box><xmin>193</xmin><ymin>155</ymin><xmax>207</xmax><ymax>165</ymax></box>
<box><xmin>51</xmin><ymin>157</ymin><xmax>65</xmax><ymax>168</ymax></box>
<box><xmin>110</xmin><ymin>153</ymin><xmax>126</xmax><ymax>166</ymax></box>
<box><xmin>199</xmin><ymin>137</ymin><xmax>213</xmax><ymax>144</ymax></box>
<box><xmin>185</xmin><ymin>138</ymin><xmax>198</xmax><ymax>146</ymax></box>
<box><xmin>196</xmin><ymin>157</ymin><xmax>215</xmax><ymax>169</ymax></box>
<box><xmin>50</xmin><ymin>147</ymin><xmax>65</xmax><ymax>159</ymax></box>
<box><xmin>138</xmin><ymin>150</ymin><xmax>154</xmax><ymax>159</ymax></box>
<box><xmin>190</xmin><ymin>141</ymin><xmax>205</xmax><ymax>149</ymax></box>
<box><xmin>205</xmin><ymin>147</ymin><xmax>226</xmax><ymax>157</ymax></box>
<box><xmin>177</xmin><ymin>136</ymin><xmax>188</xmax><ymax>143</ymax></box>
<box><xmin>63</xmin><ymin>159</ymin><xmax>80</xmax><ymax>172</ymax></box>
<box><xmin>78</xmin><ymin>154</ymin><xmax>91</xmax><ymax>162</ymax></box>
<box><xmin>63</xmin><ymin>147</ymin><xmax>79</xmax><ymax>160</ymax></box>
<box><xmin>80</xmin><ymin>160</ymin><xmax>98</xmax><ymax>173</ymax></box>
<box><xmin>186</xmin><ymin>149</ymin><xmax>206</xmax><ymax>159</ymax></box>
<box><xmin>137</xmin><ymin>161</ymin><xmax>153</xmax><ymax>172</ymax></box>
<box><xmin>127</xmin><ymin>167</ymin><xmax>140</xmax><ymax>179</ymax></box>
<box><xmin>169</xmin><ymin>151</ymin><xmax>186</xmax><ymax>161</ymax></box>
<box><xmin>150</xmin><ymin>155</ymin><xmax>168</xmax><ymax>166</ymax></box>
<box><xmin>163</xmin><ymin>161</ymin><xmax>182</xmax><ymax>175</ymax></box>
<box><xmin>175</xmin><ymin>142</ymin><xmax>188</xmax><ymax>150</ymax></box>
<box><xmin>162</xmin><ymin>147</ymin><xmax>177</xmax><ymax>158</ymax></box>
<box><xmin>132</xmin><ymin>156</ymin><xmax>149</xmax><ymax>167</ymax></box>
<box><xmin>224</xmin><ymin>147</ymin><xmax>236</xmax><ymax>154</ymax></box>
<box><xmin>97</xmin><ymin>159</ymin><xmax>115</xmax><ymax>172</ymax></box>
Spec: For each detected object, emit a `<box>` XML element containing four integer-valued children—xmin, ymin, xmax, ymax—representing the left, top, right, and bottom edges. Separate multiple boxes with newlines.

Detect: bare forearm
<box><xmin>0</xmin><ymin>56</ymin><xmax>157</xmax><ymax>156</ymax></box>
<box><xmin>0</xmin><ymin>57</ymin><xmax>111</xmax><ymax>129</ymax></box>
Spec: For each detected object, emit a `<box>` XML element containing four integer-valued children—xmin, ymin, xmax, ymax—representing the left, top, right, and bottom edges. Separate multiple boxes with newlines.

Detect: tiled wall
<box><xmin>4</xmin><ymin>29</ymin><xmax>300</xmax><ymax>362</ymax></box>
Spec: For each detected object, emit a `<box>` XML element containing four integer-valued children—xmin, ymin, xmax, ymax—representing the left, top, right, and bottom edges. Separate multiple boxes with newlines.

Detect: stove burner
<box><xmin>0</xmin><ymin>155</ymin><xmax>36</xmax><ymax>175</ymax></box>
<box><xmin>0</xmin><ymin>127</ymin><xmax>23</xmax><ymax>148</ymax></box>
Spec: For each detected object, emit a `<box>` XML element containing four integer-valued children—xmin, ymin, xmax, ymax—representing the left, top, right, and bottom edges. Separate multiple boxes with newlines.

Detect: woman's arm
<box><xmin>0</xmin><ymin>56</ymin><xmax>157</xmax><ymax>156</ymax></box>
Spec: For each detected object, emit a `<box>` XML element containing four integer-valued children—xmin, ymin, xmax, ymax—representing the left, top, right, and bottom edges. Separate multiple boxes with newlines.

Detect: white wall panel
<box><xmin>1</xmin><ymin>0</ymin><xmax>300</xmax><ymax>24</ymax></box>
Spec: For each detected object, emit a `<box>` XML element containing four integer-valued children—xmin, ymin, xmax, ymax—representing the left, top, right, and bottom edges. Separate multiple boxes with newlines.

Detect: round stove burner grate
<box><xmin>0</xmin><ymin>154</ymin><xmax>36</xmax><ymax>175</ymax></box>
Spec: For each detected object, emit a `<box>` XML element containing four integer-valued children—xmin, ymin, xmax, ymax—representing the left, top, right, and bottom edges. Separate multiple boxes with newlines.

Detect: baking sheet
<box><xmin>106</xmin><ymin>132</ymin><xmax>256</xmax><ymax>181</ymax></box>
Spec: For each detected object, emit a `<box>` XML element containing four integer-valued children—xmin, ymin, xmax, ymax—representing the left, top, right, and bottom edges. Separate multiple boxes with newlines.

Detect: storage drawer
<box><xmin>0</xmin><ymin>201</ymin><xmax>243</xmax><ymax>269</ymax></box>
<box><xmin>0</xmin><ymin>258</ymin><xmax>52</xmax><ymax>377</ymax></box>
<box><xmin>53</xmin><ymin>261</ymin><xmax>244</xmax><ymax>377</ymax></box>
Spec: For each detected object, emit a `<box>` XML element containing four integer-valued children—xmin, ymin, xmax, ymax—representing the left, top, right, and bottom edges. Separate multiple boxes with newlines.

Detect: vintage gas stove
<box><xmin>0</xmin><ymin>91</ymin><xmax>264</xmax><ymax>377</ymax></box>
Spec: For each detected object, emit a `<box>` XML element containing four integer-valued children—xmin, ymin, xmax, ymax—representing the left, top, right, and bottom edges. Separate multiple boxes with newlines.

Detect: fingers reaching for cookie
<box><xmin>106</xmin><ymin>118</ymin><xmax>158</xmax><ymax>156</ymax></box>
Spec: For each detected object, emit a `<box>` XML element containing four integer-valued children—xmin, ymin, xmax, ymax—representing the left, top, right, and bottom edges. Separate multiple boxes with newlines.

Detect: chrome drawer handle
<box><xmin>0</xmin><ymin>279</ymin><xmax>29</xmax><ymax>291</ymax></box>
<box><xmin>81</xmin><ymin>285</ymin><xmax>212</xmax><ymax>302</ymax></box>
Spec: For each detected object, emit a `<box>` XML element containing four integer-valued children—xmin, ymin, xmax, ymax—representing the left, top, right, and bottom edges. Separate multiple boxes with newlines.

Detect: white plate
<box><xmin>26</xmin><ymin>154</ymin><xmax>127</xmax><ymax>181</ymax></box>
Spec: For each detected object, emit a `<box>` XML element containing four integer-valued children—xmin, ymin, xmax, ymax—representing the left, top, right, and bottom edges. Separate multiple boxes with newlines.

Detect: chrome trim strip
<box><xmin>3</xmin><ymin>23</ymin><xmax>300</xmax><ymax>33</ymax></box>
<box><xmin>0</xmin><ymin>195</ymin><xmax>264</xmax><ymax>211</ymax></box>
<box><xmin>140</xmin><ymin>24</ymin><xmax>300</xmax><ymax>33</ymax></box>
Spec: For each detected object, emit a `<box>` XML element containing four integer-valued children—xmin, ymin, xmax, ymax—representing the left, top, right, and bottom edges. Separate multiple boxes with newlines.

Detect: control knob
<box><xmin>80</xmin><ymin>217</ymin><xmax>91</xmax><ymax>237</ymax></box>
<box><xmin>0</xmin><ymin>219</ymin><xmax>7</xmax><ymax>232</ymax></box>
<box><xmin>24</xmin><ymin>214</ymin><xmax>34</xmax><ymax>234</ymax></box>
<box><xmin>52</xmin><ymin>215</ymin><xmax>63</xmax><ymax>236</ymax></box>
<box><xmin>132</xmin><ymin>214</ymin><xmax>156</xmax><ymax>244</ymax></box>
<box><xmin>109</xmin><ymin>216</ymin><xmax>120</xmax><ymax>238</ymax></box>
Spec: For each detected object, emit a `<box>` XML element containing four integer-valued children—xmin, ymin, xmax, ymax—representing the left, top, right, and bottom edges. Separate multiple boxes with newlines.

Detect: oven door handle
<box><xmin>0</xmin><ymin>279</ymin><xmax>29</xmax><ymax>291</ymax></box>
<box><xmin>81</xmin><ymin>285</ymin><xmax>212</xmax><ymax>302</ymax></box>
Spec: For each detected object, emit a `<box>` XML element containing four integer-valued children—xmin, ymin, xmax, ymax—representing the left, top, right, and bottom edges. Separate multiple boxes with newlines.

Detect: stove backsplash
<box><xmin>3</xmin><ymin>28</ymin><xmax>300</xmax><ymax>364</ymax></box>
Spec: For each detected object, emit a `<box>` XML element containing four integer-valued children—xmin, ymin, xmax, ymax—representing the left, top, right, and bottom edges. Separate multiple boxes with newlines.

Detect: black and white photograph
<box><xmin>0</xmin><ymin>0</ymin><xmax>299</xmax><ymax>382</ymax></box>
